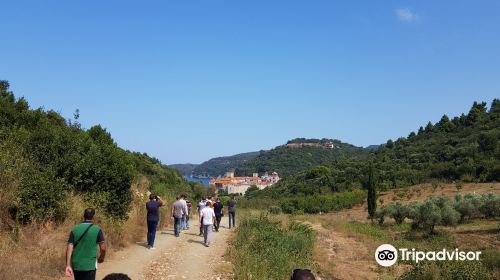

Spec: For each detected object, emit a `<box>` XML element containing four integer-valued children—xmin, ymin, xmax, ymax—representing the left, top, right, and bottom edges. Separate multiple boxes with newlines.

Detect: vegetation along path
<box><xmin>93</xmin><ymin>220</ymin><xmax>233</xmax><ymax>280</ymax></box>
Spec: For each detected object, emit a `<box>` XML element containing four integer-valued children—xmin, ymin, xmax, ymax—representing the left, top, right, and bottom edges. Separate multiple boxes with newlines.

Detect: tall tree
<box><xmin>366</xmin><ymin>164</ymin><xmax>377</xmax><ymax>221</ymax></box>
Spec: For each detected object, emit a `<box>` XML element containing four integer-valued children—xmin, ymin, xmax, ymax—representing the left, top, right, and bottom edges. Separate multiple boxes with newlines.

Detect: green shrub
<box><xmin>481</xmin><ymin>250</ymin><xmax>500</xmax><ymax>271</ymax></box>
<box><xmin>386</xmin><ymin>202</ymin><xmax>408</xmax><ymax>224</ymax></box>
<box><xmin>374</xmin><ymin>208</ymin><xmax>387</xmax><ymax>225</ymax></box>
<box><xmin>403</xmin><ymin>197</ymin><xmax>471</xmax><ymax>233</ymax></box>
<box><xmin>479</xmin><ymin>193</ymin><xmax>500</xmax><ymax>218</ymax></box>
<box><xmin>231</xmin><ymin>215</ymin><xmax>315</xmax><ymax>280</ymax></box>
<box><xmin>279</xmin><ymin>189</ymin><xmax>365</xmax><ymax>214</ymax></box>
<box><xmin>15</xmin><ymin>169</ymin><xmax>68</xmax><ymax>222</ymax></box>
<box><xmin>268</xmin><ymin>205</ymin><xmax>282</xmax><ymax>214</ymax></box>
<box><xmin>399</xmin><ymin>261</ymin><xmax>492</xmax><ymax>280</ymax></box>
<box><xmin>454</xmin><ymin>194</ymin><xmax>481</xmax><ymax>222</ymax></box>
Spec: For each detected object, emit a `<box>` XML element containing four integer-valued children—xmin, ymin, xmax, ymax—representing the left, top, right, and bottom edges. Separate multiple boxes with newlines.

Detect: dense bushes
<box><xmin>399</xmin><ymin>261</ymin><xmax>492</xmax><ymax>280</ymax></box>
<box><xmin>376</xmin><ymin>194</ymin><xmax>500</xmax><ymax>233</ymax></box>
<box><xmin>279</xmin><ymin>189</ymin><xmax>366</xmax><ymax>214</ymax></box>
<box><xmin>231</xmin><ymin>215</ymin><xmax>315</xmax><ymax>280</ymax></box>
<box><xmin>251</xmin><ymin>100</ymin><xmax>500</xmax><ymax>199</ymax></box>
<box><xmin>0</xmin><ymin>80</ymin><xmax>189</xmax><ymax>222</ymax></box>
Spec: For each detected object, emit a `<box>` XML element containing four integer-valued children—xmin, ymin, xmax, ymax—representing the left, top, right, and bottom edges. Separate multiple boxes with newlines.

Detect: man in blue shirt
<box><xmin>146</xmin><ymin>194</ymin><xmax>164</xmax><ymax>249</ymax></box>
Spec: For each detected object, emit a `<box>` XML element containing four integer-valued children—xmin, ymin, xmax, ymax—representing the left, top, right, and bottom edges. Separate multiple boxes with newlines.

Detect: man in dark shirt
<box><xmin>228</xmin><ymin>195</ymin><xmax>237</xmax><ymax>229</ymax></box>
<box><xmin>66</xmin><ymin>208</ymin><xmax>106</xmax><ymax>280</ymax></box>
<box><xmin>146</xmin><ymin>193</ymin><xmax>164</xmax><ymax>249</ymax></box>
<box><xmin>213</xmin><ymin>198</ymin><xmax>224</xmax><ymax>232</ymax></box>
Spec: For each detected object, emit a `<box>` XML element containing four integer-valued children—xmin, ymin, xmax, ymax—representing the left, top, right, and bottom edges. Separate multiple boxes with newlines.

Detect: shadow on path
<box><xmin>187</xmin><ymin>239</ymin><xmax>205</xmax><ymax>245</ymax></box>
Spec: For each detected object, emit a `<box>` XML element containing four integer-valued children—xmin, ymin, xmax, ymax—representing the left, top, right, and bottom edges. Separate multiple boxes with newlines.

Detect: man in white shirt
<box><xmin>197</xmin><ymin>197</ymin><xmax>207</xmax><ymax>236</ymax></box>
<box><xmin>200</xmin><ymin>201</ymin><xmax>216</xmax><ymax>247</ymax></box>
<box><xmin>180</xmin><ymin>194</ymin><xmax>189</xmax><ymax>230</ymax></box>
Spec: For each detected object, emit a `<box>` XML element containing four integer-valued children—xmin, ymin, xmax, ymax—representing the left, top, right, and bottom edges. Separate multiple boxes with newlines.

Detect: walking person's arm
<box><xmin>98</xmin><ymin>243</ymin><xmax>106</xmax><ymax>263</ymax></box>
<box><xmin>65</xmin><ymin>244</ymin><xmax>74</xmax><ymax>277</ymax></box>
<box><xmin>97</xmin><ymin>229</ymin><xmax>106</xmax><ymax>263</ymax></box>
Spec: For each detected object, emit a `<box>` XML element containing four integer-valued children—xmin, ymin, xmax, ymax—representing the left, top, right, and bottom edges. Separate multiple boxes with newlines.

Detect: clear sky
<box><xmin>1</xmin><ymin>1</ymin><xmax>499</xmax><ymax>164</ymax></box>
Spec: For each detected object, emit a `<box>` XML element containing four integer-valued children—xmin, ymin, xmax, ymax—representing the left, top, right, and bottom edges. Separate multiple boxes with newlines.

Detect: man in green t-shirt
<box><xmin>65</xmin><ymin>208</ymin><xmax>106</xmax><ymax>280</ymax></box>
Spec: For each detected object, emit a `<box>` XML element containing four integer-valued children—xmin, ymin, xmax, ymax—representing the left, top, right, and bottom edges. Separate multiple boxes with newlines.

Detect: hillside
<box><xmin>188</xmin><ymin>151</ymin><xmax>261</xmax><ymax>177</ymax></box>
<box><xmin>168</xmin><ymin>163</ymin><xmax>198</xmax><ymax>175</ymax></box>
<box><xmin>235</xmin><ymin>138</ymin><xmax>365</xmax><ymax>177</ymax></box>
<box><xmin>0</xmin><ymin>80</ymin><xmax>190</xmax><ymax>222</ymax></box>
<box><xmin>254</xmin><ymin>100</ymin><xmax>500</xmax><ymax>199</ymax></box>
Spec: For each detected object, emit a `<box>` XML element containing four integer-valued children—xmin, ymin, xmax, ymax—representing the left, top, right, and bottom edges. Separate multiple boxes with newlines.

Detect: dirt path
<box><xmin>95</xmin><ymin>219</ymin><xmax>233</xmax><ymax>280</ymax></box>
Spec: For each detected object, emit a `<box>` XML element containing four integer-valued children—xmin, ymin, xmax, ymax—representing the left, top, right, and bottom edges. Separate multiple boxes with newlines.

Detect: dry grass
<box><xmin>0</xmin><ymin>176</ymin><xmax>153</xmax><ymax>280</ymax></box>
<box><xmin>301</xmin><ymin>183</ymin><xmax>500</xmax><ymax>280</ymax></box>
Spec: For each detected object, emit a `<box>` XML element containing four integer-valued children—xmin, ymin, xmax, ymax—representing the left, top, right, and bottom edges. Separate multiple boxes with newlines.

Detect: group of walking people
<box><xmin>146</xmin><ymin>193</ymin><xmax>237</xmax><ymax>248</ymax></box>
<box><xmin>65</xmin><ymin>193</ymin><xmax>236</xmax><ymax>280</ymax></box>
<box><xmin>63</xmin><ymin>194</ymin><xmax>317</xmax><ymax>280</ymax></box>
<box><xmin>196</xmin><ymin>195</ymin><xmax>236</xmax><ymax>246</ymax></box>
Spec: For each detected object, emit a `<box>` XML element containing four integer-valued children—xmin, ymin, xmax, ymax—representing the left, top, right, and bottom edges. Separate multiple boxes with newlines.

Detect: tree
<box><xmin>365</xmin><ymin>164</ymin><xmax>377</xmax><ymax>221</ymax></box>
<box><xmin>385</xmin><ymin>139</ymin><xmax>394</xmax><ymax>149</ymax></box>
<box><xmin>419</xmin><ymin>200</ymin><xmax>442</xmax><ymax>234</ymax></box>
<box><xmin>478</xmin><ymin>132</ymin><xmax>497</xmax><ymax>152</ymax></box>
<box><xmin>386</xmin><ymin>202</ymin><xmax>408</xmax><ymax>224</ymax></box>
<box><xmin>245</xmin><ymin>185</ymin><xmax>260</xmax><ymax>198</ymax></box>
<box><xmin>424</xmin><ymin>121</ymin><xmax>434</xmax><ymax>133</ymax></box>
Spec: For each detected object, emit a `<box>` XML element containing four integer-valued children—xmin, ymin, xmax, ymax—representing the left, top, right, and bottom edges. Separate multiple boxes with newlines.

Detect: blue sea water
<box><xmin>183</xmin><ymin>175</ymin><xmax>210</xmax><ymax>186</ymax></box>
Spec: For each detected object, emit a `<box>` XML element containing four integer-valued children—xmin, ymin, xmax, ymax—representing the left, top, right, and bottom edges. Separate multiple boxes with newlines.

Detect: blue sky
<box><xmin>1</xmin><ymin>1</ymin><xmax>499</xmax><ymax>164</ymax></box>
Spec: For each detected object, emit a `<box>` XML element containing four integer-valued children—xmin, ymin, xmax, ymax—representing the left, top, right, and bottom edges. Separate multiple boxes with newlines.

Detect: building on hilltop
<box><xmin>324</xmin><ymin>141</ymin><xmax>337</xmax><ymax>149</ymax></box>
<box><xmin>210</xmin><ymin>171</ymin><xmax>280</xmax><ymax>196</ymax></box>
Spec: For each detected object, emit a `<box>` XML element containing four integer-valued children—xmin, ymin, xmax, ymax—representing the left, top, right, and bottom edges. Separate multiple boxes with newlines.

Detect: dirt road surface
<box><xmin>95</xmin><ymin>220</ymin><xmax>233</xmax><ymax>280</ymax></box>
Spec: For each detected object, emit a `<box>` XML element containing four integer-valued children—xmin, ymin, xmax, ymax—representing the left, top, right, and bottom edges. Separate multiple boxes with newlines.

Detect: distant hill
<box><xmin>253</xmin><ymin>100</ymin><xmax>500</xmax><ymax>198</ymax></box>
<box><xmin>186</xmin><ymin>151</ymin><xmax>261</xmax><ymax>177</ymax></box>
<box><xmin>366</xmin><ymin>144</ymin><xmax>381</xmax><ymax>150</ymax></box>
<box><xmin>168</xmin><ymin>163</ymin><xmax>198</xmax><ymax>175</ymax></box>
<box><xmin>235</xmin><ymin>138</ymin><xmax>365</xmax><ymax>177</ymax></box>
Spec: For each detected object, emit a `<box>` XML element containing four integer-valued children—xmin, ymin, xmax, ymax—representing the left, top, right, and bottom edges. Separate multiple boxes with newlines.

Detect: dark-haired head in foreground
<box><xmin>102</xmin><ymin>273</ymin><xmax>131</xmax><ymax>280</ymax></box>
<box><xmin>83</xmin><ymin>208</ymin><xmax>95</xmax><ymax>220</ymax></box>
<box><xmin>291</xmin><ymin>269</ymin><xmax>316</xmax><ymax>280</ymax></box>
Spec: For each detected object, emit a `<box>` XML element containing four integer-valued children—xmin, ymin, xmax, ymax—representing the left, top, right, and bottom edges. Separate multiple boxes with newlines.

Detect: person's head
<box><xmin>181</xmin><ymin>194</ymin><xmax>187</xmax><ymax>199</ymax></box>
<box><xmin>149</xmin><ymin>193</ymin><xmax>157</xmax><ymax>200</ymax></box>
<box><xmin>83</xmin><ymin>208</ymin><xmax>95</xmax><ymax>221</ymax></box>
<box><xmin>102</xmin><ymin>273</ymin><xmax>132</xmax><ymax>280</ymax></box>
<box><xmin>230</xmin><ymin>195</ymin><xmax>235</xmax><ymax>200</ymax></box>
<box><xmin>291</xmin><ymin>269</ymin><xmax>316</xmax><ymax>280</ymax></box>
<box><xmin>176</xmin><ymin>195</ymin><xmax>181</xmax><ymax>200</ymax></box>
<box><xmin>205</xmin><ymin>201</ymin><xmax>212</xmax><ymax>207</ymax></box>
<box><xmin>208</xmin><ymin>196</ymin><xmax>212</xmax><ymax>200</ymax></box>
<box><xmin>216</xmin><ymin>197</ymin><xmax>221</xmax><ymax>202</ymax></box>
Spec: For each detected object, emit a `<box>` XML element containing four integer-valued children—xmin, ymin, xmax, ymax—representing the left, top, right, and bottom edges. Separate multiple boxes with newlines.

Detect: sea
<box><xmin>183</xmin><ymin>175</ymin><xmax>210</xmax><ymax>186</ymax></box>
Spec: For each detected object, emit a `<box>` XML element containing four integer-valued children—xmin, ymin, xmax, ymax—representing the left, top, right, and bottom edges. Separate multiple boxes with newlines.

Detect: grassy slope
<box><xmin>298</xmin><ymin>183</ymin><xmax>500</xmax><ymax>280</ymax></box>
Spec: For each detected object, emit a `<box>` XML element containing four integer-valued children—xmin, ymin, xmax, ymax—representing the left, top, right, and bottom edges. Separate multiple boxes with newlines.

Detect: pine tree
<box><xmin>366</xmin><ymin>164</ymin><xmax>377</xmax><ymax>221</ymax></box>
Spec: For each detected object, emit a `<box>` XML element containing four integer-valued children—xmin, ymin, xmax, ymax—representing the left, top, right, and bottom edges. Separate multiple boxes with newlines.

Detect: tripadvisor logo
<box><xmin>375</xmin><ymin>244</ymin><xmax>482</xmax><ymax>267</ymax></box>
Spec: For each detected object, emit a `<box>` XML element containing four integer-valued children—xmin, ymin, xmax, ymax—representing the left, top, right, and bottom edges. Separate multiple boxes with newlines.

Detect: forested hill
<box><xmin>255</xmin><ymin>100</ymin><xmax>500</xmax><ymax>198</ymax></box>
<box><xmin>168</xmin><ymin>163</ymin><xmax>198</xmax><ymax>176</ymax></box>
<box><xmin>190</xmin><ymin>151</ymin><xmax>261</xmax><ymax>177</ymax></box>
<box><xmin>0</xmin><ymin>80</ymin><xmax>190</xmax><ymax>223</ymax></box>
<box><xmin>235</xmin><ymin>139</ymin><xmax>365</xmax><ymax>177</ymax></box>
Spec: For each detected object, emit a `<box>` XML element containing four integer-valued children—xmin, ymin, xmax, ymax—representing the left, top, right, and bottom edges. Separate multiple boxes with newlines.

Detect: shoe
<box><xmin>148</xmin><ymin>246</ymin><xmax>156</xmax><ymax>250</ymax></box>
<box><xmin>205</xmin><ymin>243</ymin><xmax>209</xmax><ymax>247</ymax></box>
